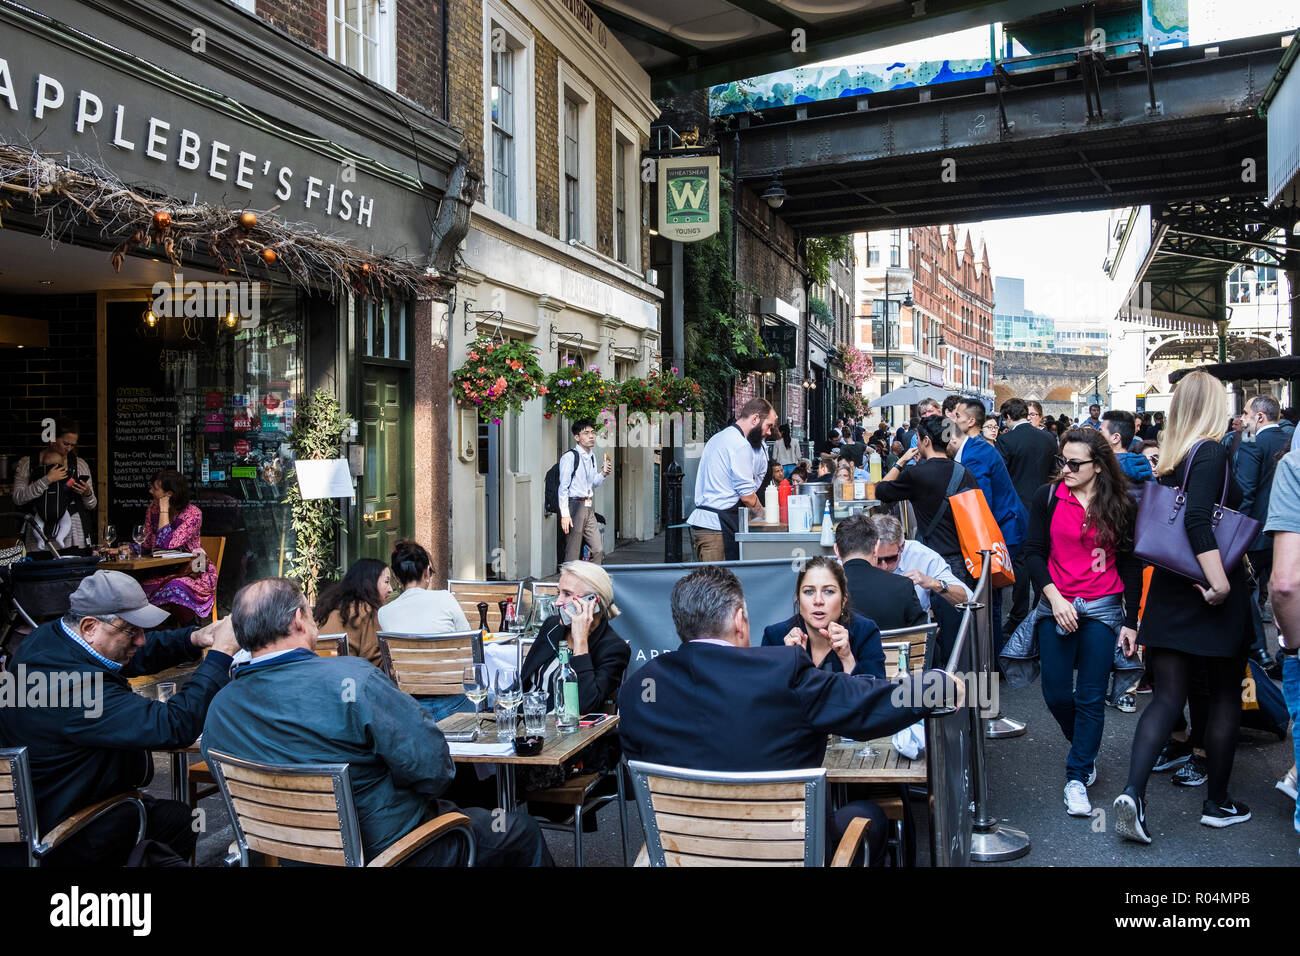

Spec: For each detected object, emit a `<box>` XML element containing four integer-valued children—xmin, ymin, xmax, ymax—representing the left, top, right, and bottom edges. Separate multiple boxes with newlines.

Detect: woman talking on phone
<box><xmin>1113</xmin><ymin>370</ymin><xmax>1255</xmax><ymax>844</ymax></box>
<box><xmin>1021</xmin><ymin>428</ymin><xmax>1141</xmax><ymax>819</ymax></box>
<box><xmin>761</xmin><ymin>556</ymin><xmax>886</xmax><ymax>679</ymax></box>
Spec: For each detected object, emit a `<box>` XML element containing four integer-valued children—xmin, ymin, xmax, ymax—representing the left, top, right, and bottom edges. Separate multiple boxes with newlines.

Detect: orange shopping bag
<box><xmin>949</xmin><ymin>488</ymin><xmax>1015</xmax><ymax>587</ymax></box>
<box><xmin>1136</xmin><ymin>566</ymin><xmax>1154</xmax><ymax>624</ymax></box>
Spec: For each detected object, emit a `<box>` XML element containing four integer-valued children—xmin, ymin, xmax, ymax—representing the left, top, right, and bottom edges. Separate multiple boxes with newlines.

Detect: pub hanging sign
<box><xmin>657</xmin><ymin>155</ymin><xmax>719</xmax><ymax>243</ymax></box>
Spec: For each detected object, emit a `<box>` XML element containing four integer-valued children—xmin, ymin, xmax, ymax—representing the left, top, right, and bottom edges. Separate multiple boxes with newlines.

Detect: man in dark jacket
<box><xmin>202</xmin><ymin>577</ymin><xmax>552</xmax><ymax>866</ymax></box>
<box><xmin>834</xmin><ymin>514</ymin><xmax>926</xmax><ymax>630</ymax></box>
<box><xmin>619</xmin><ymin>565</ymin><xmax>961</xmax><ymax>866</ymax></box>
<box><xmin>0</xmin><ymin>570</ymin><xmax>237</xmax><ymax>865</ymax></box>
<box><xmin>1101</xmin><ymin>410</ymin><xmax>1155</xmax><ymax>494</ymax></box>
<box><xmin>1237</xmin><ymin>395</ymin><xmax>1291</xmax><ymax>668</ymax></box>
<box><xmin>997</xmin><ymin>398</ymin><xmax>1060</xmax><ymax>634</ymax></box>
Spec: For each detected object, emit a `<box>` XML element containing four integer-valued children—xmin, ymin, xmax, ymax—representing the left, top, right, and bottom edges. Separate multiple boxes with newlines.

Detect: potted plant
<box><xmin>451</xmin><ymin>335</ymin><xmax>547</xmax><ymax>424</ymax></box>
<box><xmin>284</xmin><ymin>388</ymin><xmax>353</xmax><ymax>606</ymax></box>
<box><xmin>543</xmin><ymin>359</ymin><xmax>618</xmax><ymax>422</ymax></box>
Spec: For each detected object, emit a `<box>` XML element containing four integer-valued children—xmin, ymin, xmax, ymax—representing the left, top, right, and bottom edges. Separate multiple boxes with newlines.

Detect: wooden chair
<box><xmin>446</xmin><ymin>579</ymin><xmax>523</xmax><ymax>631</ymax></box>
<box><xmin>1</xmin><ymin>746</ymin><xmax>146</xmax><ymax>866</ymax></box>
<box><xmin>880</xmin><ymin>622</ymin><xmax>939</xmax><ymax>677</ymax></box>
<box><xmin>206</xmin><ymin>749</ymin><xmax>475</xmax><ymax>867</ymax></box>
<box><xmin>198</xmin><ymin>535</ymin><xmax>226</xmax><ymax>623</ymax></box>
<box><xmin>376</xmin><ymin>629</ymin><xmax>484</xmax><ymax>698</ymax></box>
<box><xmin>626</xmin><ymin>760</ymin><xmax>871</xmax><ymax>867</ymax></box>
<box><xmin>315</xmin><ymin>633</ymin><xmax>348</xmax><ymax>657</ymax></box>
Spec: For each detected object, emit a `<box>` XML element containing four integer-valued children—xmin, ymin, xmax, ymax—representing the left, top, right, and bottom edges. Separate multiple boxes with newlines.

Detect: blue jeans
<box><xmin>1038</xmin><ymin>614</ymin><xmax>1116</xmax><ymax>783</ymax></box>
<box><xmin>1283</xmin><ymin>655</ymin><xmax>1300</xmax><ymax>837</ymax></box>
<box><xmin>416</xmin><ymin>694</ymin><xmax>472</xmax><ymax>721</ymax></box>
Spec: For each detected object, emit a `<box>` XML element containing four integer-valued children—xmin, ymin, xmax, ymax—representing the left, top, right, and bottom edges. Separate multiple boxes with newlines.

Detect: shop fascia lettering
<box><xmin>0</xmin><ymin>62</ymin><xmax>375</xmax><ymax>229</ymax></box>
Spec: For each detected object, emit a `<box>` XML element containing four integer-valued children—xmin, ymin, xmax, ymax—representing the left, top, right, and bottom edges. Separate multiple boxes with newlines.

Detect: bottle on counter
<box><xmin>763</xmin><ymin>483</ymin><xmax>779</xmax><ymax>524</ymax></box>
<box><xmin>819</xmin><ymin>501</ymin><xmax>835</xmax><ymax>547</ymax></box>
<box><xmin>868</xmin><ymin>448</ymin><xmax>882</xmax><ymax>483</ymax></box>
<box><xmin>778</xmin><ymin>478</ymin><xmax>792</xmax><ymax>525</ymax></box>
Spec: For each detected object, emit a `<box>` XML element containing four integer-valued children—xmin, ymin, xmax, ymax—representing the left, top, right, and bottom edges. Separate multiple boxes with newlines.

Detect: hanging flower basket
<box><xmin>842</xmin><ymin>346</ymin><xmax>874</xmax><ymax>387</ymax></box>
<box><xmin>618</xmin><ymin>374</ymin><xmax>666</xmax><ymax>415</ymax></box>
<box><xmin>651</xmin><ymin>367</ymin><xmax>703</xmax><ymax>414</ymax></box>
<box><xmin>451</xmin><ymin>335</ymin><xmax>547</xmax><ymax>424</ymax></box>
<box><xmin>543</xmin><ymin>359</ymin><xmax>618</xmax><ymax>422</ymax></box>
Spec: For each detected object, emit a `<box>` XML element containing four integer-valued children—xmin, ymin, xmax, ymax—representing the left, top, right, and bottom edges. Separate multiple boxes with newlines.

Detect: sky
<box><xmin>807</xmin><ymin>1</ymin><xmax>1299</xmax><ymax>325</ymax></box>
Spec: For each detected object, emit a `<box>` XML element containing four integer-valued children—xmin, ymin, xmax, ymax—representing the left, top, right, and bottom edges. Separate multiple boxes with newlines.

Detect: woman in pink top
<box><xmin>1021</xmin><ymin>428</ymin><xmax>1142</xmax><ymax>820</ymax></box>
<box><xmin>139</xmin><ymin>470</ymin><xmax>218</xmax><ymax>623</ymax></box>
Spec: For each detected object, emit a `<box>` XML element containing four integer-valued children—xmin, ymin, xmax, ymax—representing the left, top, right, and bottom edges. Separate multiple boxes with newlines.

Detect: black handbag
<box><xmin>1133</xmin><ymin>440</ymin><xmax>1260</xmax><ymax>586</ymax></box>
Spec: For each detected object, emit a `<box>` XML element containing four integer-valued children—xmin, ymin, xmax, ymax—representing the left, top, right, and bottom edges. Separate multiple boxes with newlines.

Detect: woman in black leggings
<box><xmin>1113</xmin><ymin>371</ymin><xmax>1254</xmax><ymax>843</ymax></box>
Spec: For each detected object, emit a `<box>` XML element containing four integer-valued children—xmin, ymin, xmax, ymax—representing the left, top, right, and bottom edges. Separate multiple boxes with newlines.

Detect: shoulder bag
<box><xmin>1133</xmin><ymin>439</ymin><xmax>1260</xmax><ymax>586</ymax></box>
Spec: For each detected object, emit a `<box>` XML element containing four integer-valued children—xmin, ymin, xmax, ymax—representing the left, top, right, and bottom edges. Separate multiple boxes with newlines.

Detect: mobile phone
<box><xmin>578</xmin><ymin>713</ymin><xmax>608</xmax><ymax>727</ymax></box>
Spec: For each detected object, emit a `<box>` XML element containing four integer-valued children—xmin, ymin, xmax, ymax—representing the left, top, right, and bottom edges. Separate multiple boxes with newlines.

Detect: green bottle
<box><xmin>555</xmin><ymin>640</ymin><xmax>579</xmax><ymax>733</ymax></box>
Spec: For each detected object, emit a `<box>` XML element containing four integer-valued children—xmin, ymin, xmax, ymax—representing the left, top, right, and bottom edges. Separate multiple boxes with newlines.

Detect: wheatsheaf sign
<box><xmin>657</xmin><ymin>155</ymin><xmax>720</xmax><ymax>243</ymax></box>
<box><xmin>0</xmin><ymin>13</ymin><xmax>431</xmax><ymax>254</ymax></box>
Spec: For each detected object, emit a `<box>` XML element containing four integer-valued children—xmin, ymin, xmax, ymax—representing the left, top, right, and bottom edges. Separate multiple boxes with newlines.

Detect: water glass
<box><xmin>156</xmin><ymin>682</ymin><xmax>177</xmax><ymax>703</ymax></box>
<box><xmin>523</xmin><ymin>690</ymin><xmax>548</xmax><ymax>736</ymax></box>
<box><xmin>494</xmin><ymin>667</ymin><xmax>521</xmax><ymax>741</ymax></box>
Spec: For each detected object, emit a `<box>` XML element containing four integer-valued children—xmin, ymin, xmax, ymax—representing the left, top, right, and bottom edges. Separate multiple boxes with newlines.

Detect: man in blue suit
<box><xmin>1236</xmin><ymin>394</ymin><xmax>1291</xmax><ymax>669</ymax></box>
<box><xmin>619</xmin><ymin>566</ymin><xmax>963</xmax><ymax>866</ymax></box>
<box><xmin>951</xmin><ymin>398</ymin><xmax>1028</xmax><ymax>658</ymax></box>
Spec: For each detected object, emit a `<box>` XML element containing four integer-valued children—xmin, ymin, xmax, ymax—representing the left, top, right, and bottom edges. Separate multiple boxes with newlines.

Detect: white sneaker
<box><xmin>1086</xmin><ymin>764</ymin><xmax>1097</xmax><ymax>788</ymax></box>
<box><xmin>1277</xmin><ymin>766</ymin><xmax>1298</xmax><ymax>801</ymax></box>
<box><xmin>1064</xmin><ymin>780</ymin><xmax>1091</xmax><ymax>816</ymax></box>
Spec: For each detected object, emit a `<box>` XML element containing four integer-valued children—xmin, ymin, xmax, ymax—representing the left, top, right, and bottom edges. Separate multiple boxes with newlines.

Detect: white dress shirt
<box><xmin>896</xmin><ymin>538</ymin><xmax>964</xmax><ymax>610</ymax></box>
<box><xmin>687</xmin><ymin>424</ymin><xmax>768</xmax><ymax>531</ymax></box>
<box><xmin>557</xmin><ymin>445</ymin><xmax>605</xmax><ymax>519</ymax></box>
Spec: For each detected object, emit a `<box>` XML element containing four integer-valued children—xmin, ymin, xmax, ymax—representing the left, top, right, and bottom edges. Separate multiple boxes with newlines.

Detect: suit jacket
<box><xmin>997</xmin><ymin>422</ymin><xmax>1059</xmax><ymax>511</ymax></box>
<box><xmin>958</xmin><ymin>435</ymin><xmax>1027</xmax><ymax>548</ymax></box>
<box><xmin>841</xmin><ymin>558</ymin><xmax>927</xmax><ymax>631</ymax></box>
<box><xmin>1237</xmin><ymin>426</ymin><xmax>1291</xmax><ymax>551</ymax></box>
<box><xmin>760</xmin><ymin>611</ymin><xmax>886</xmax><ymax>678</ymax></box>
<box><xmin>617</xmin><ymin>641</ymin><xmax>951</xmax><ymax>772</ymax></box>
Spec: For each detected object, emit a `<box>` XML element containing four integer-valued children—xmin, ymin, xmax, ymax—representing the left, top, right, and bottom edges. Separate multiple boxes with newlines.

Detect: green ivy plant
<box><xmin>805</xmin><ymin>235</ymin><xmax>854</xmax><ymax>287</ymax></box>
<box><xmin>808</xmin><ymin>297</ymin><xmax>833</xmax><ymax>327</ymax></box>
<box><xmin>284</xmin><ymin>388</ymin><xmax>353</xmax><ymax>606</ymax></box>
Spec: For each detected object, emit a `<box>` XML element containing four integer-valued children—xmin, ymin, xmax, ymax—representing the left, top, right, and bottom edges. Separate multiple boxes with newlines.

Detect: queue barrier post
<box><xmin>962</xmin><ymin>551</ymin><xmax>1031</xmax><ymax>862</ymax></box>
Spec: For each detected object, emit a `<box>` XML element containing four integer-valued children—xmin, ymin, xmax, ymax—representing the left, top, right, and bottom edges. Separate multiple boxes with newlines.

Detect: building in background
<box><xmin>445</xmin><ymin>0</ymin><xmax>662</xmax><ymax>581</ymax></box>
<box><xmin>857</xmin><ymin>225</ymin><xmax>995</xmax><ymax>418</ymax></box>
<box><xmin>994</xmin><ymin>276</ymin><xmax>1056</xmax><ymax>351</ymax></box>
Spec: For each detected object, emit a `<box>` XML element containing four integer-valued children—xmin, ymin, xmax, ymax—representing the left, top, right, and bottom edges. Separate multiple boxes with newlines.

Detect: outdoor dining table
<box><xmin>128</xmin><ymin>664</ymin><xmax>202</xmax><ymax>803</ymax></box>
<box><xmin>100</xmin><ymin>552</ymin><xmax>193</xmax><ymax>573</ymax></box>
<box><xmin>437</xmin><ymin>710</ymin><xmax>620</xmax><ymax>812</ymax></box>
<box><xmin>823</xmin><ymin>737</ymin><xmax>926</xmax><ymax>866</ymax></box>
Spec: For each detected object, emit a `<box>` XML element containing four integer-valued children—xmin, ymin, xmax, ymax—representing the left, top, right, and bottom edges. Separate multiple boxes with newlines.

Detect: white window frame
<box><xmin>483</xmin><ymin>2</ymin><xmax>535</xmax><ymax>228</ymax></box>
<box><xmin>326</xmin><ymin>0</ymin><xmax>397</xmax><ymax>92</ymax></box>
<box><xmin>228</xmin><ymin>0</ymin><xmax>256</xmax><ymax>11</ymax></box>
<box><xmin>611</xmin><ymin>112</ymin><xmax>639</xmax><ymax>268</ymax></box>
<box><xmin>558</xmin><ymin>61</ymin><xmax>596</xmax><ymax>246</ymax></box>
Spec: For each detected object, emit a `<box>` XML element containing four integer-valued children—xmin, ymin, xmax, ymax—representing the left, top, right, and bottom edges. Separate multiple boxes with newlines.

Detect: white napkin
<box><xmin>448</xmin><ymin>741</ymin><xmax>515</xmax><ymax>757</ymax></box>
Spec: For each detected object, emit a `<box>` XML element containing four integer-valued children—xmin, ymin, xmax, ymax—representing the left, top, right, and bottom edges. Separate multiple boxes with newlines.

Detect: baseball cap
<box><xmin>68</xmin><ymin>571</ymin><xmax>170</xmax><ymax>628</ymax></box>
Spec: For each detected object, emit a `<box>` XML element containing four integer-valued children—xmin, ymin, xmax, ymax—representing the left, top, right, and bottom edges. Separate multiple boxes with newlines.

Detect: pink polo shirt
<box><xmin>1047</xmin><ymin>482</ymin><xmax>1123</xmax><ymax>600</ymax></box>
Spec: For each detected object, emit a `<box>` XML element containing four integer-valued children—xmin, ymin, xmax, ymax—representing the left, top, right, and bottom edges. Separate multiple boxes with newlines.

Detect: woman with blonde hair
<box><xmin>1113</xmin><ymin>371</ymin><xmax>1254</xmax><ymax>844</ymax></box>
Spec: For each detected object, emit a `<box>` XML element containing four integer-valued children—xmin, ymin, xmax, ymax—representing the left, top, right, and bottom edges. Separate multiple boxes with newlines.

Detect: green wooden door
<box><xmin>360</xmin><ymin>365</ymin><xmax>408</xmax><ymax>562</ymax></box>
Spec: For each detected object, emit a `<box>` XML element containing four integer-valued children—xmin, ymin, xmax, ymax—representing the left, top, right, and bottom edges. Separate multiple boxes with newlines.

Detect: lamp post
<box><xmin>882</xmin><ymin>267</ymin><xmax>914</xmax><ymax>423</ymax></box>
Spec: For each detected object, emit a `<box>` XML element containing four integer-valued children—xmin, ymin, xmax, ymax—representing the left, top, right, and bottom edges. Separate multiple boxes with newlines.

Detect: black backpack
<box><xmin>20</xmin><ymin>450</ymin><xmax>85</xmax><ymax>525</ymax></box>
<box><xmin>543</xmin><ymin>449</ymin><xmax>580</xmax><ymax>516</ymax></box>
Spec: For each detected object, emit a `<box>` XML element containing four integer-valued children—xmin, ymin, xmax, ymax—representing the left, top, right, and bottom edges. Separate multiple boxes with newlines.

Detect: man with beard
<box><xmin>687</xmin><ymin>398</ymin><xmax>778</xmax><ymax>561</ymax></box>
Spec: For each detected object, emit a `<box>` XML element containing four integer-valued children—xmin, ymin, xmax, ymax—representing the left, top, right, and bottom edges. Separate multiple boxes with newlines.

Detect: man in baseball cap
<box><xmin>0</xmin><ymin>570</ymin><xmax>238</xmax><ymax>866</ymax></box>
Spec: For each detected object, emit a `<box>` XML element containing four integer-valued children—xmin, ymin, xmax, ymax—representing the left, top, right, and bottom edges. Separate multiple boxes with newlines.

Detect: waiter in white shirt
<box><xmin>687</xmin><ymin>398</ymin><xmax>778</xmax><ymax>562</ymax></box>
<box><xmin>559</xmin><ymin>417</ymin><xmax>611</xmax><ymax>564</ymax></box>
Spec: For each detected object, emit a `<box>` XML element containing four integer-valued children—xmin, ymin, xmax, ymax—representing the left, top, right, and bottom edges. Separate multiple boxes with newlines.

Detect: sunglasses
<box><xmin>1055</xmin><ymin>456</ymin><xmax>1096</xmax><ymax>473</ymax></box>
<box><xmin>874</xmin><ymin>550</ymin><xmax>901</xmax><ymax>567</ymax></box>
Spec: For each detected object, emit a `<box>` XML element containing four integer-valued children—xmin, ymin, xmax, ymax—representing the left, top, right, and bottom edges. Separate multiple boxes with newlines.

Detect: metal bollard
<box><xmin>965</xmin><ymin>550</ymin><xmax>1030</xmax><ymax>862</ymax></box>
<box><xmin>664</xmin><ymin>461</ymin><xmax>683</xmax><ymax>563</ymax></box>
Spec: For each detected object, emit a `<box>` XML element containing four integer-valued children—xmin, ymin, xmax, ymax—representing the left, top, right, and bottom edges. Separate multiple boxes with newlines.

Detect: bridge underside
<box><xmin>728</xmin><ymin>34</ymin><xmax>1288</xmax><ymax>236</ymax></box>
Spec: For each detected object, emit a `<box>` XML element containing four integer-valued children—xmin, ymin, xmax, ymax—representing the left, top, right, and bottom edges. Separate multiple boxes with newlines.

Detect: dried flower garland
<box><xmin>0</xmin><ymin>141</ymin><xmax>436</xmax><ymax>299</ymax></box>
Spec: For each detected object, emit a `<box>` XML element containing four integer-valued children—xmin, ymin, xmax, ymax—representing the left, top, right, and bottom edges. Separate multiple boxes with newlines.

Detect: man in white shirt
<box><xmin>687</xmin><ymin>398</ymin><xmax>778</xmax><ymax>561</ymax></box>
<box><xmin>558</xmin><ymin>418</ymin><xmax>612</xmax><ymax>565</ymax></box>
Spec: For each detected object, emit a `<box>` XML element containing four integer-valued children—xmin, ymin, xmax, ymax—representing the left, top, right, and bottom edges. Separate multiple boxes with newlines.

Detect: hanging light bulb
<box><xmin>143</xmin><ymin>309</ymin><xmax>157</xmax><ymax>328</ymax></box>
<box><xmin>224</xmin><ymin>311</ymin><xmax>238</xmax><ymax>328</ymax></box>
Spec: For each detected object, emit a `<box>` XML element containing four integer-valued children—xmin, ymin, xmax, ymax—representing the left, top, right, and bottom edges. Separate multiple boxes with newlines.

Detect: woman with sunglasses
<box><xmin>1113</xmin><ymin>371</ymin><xmax>1254</xmax><ymax>843</ymax></box>
<box><xmin>1022</xmin><ymin>428</ymin><xmax>1142</xmax><ymax>819</ymax></box>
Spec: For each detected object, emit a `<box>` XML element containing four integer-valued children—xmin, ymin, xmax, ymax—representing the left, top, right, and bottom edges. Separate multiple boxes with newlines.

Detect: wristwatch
<box><xmin>938</xmin><ymin>580</ymin><xmax>949</xmax><ymax>594</ymax></box>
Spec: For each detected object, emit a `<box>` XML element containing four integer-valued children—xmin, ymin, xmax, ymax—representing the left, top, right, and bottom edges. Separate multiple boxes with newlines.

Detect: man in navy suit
<box><xmin>951</xmin><ymin>398</ymin><xmax>1028</xmax><ymax>658</ymax></box>
<box><xmin>1237</xmin><ymin>394</ymin><xmax>1291</xmax><ymax>667</ymax></box>
<box><xmin>834</xmin><ymin>514</ymin><xmax>927</xmax><ymax>631</ymax></box>
<box><xmin>619</xmin><ymin>566</ymin><xmax>962</xmax><ymax>866</ymax></box>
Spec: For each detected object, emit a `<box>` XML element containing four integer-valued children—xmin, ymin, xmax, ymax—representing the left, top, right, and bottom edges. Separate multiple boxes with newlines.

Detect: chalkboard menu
<box><xmin>103</xmin><ymin>298</ymin><xmax>305</xmax><ymax>601</ymax></box>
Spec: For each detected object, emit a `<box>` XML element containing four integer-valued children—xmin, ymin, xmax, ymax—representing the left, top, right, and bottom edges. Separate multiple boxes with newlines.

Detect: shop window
<box><xmin>327</xmin><ymin>0</ymin><xmax>396</xmax><ymax>91</ymax></box>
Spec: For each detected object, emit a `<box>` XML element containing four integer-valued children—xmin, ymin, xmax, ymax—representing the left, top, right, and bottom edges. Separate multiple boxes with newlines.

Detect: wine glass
<box><xmin>855</xmin><ymin>737</ymin><xmax>879</xmax><ymax>760</ymax></box>
<box><xmin>494</xmin><ymin>667</ymin><xmax>522</xmax><ymax>741</ymax></box>
<box><xmin>462</xmin><ymin>664</ymin><xmax>488</xmax><ymax>735</ymax></box>
<box><xmin>103</xmin><ymin>524</ymin><xmax>117</xmax><ymax>549</ymax></box>
<box><xmin>132</xmin><ymin>525</ymin><xmax>146</xmax><ymax>554</ymax></box>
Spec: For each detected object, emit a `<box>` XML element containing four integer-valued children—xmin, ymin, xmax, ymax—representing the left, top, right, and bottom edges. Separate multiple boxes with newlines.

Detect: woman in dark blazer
<box><xmin>762</xmin><ymin>556</ymin><xmax>886</xmax><ymax>679</ymax></box>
